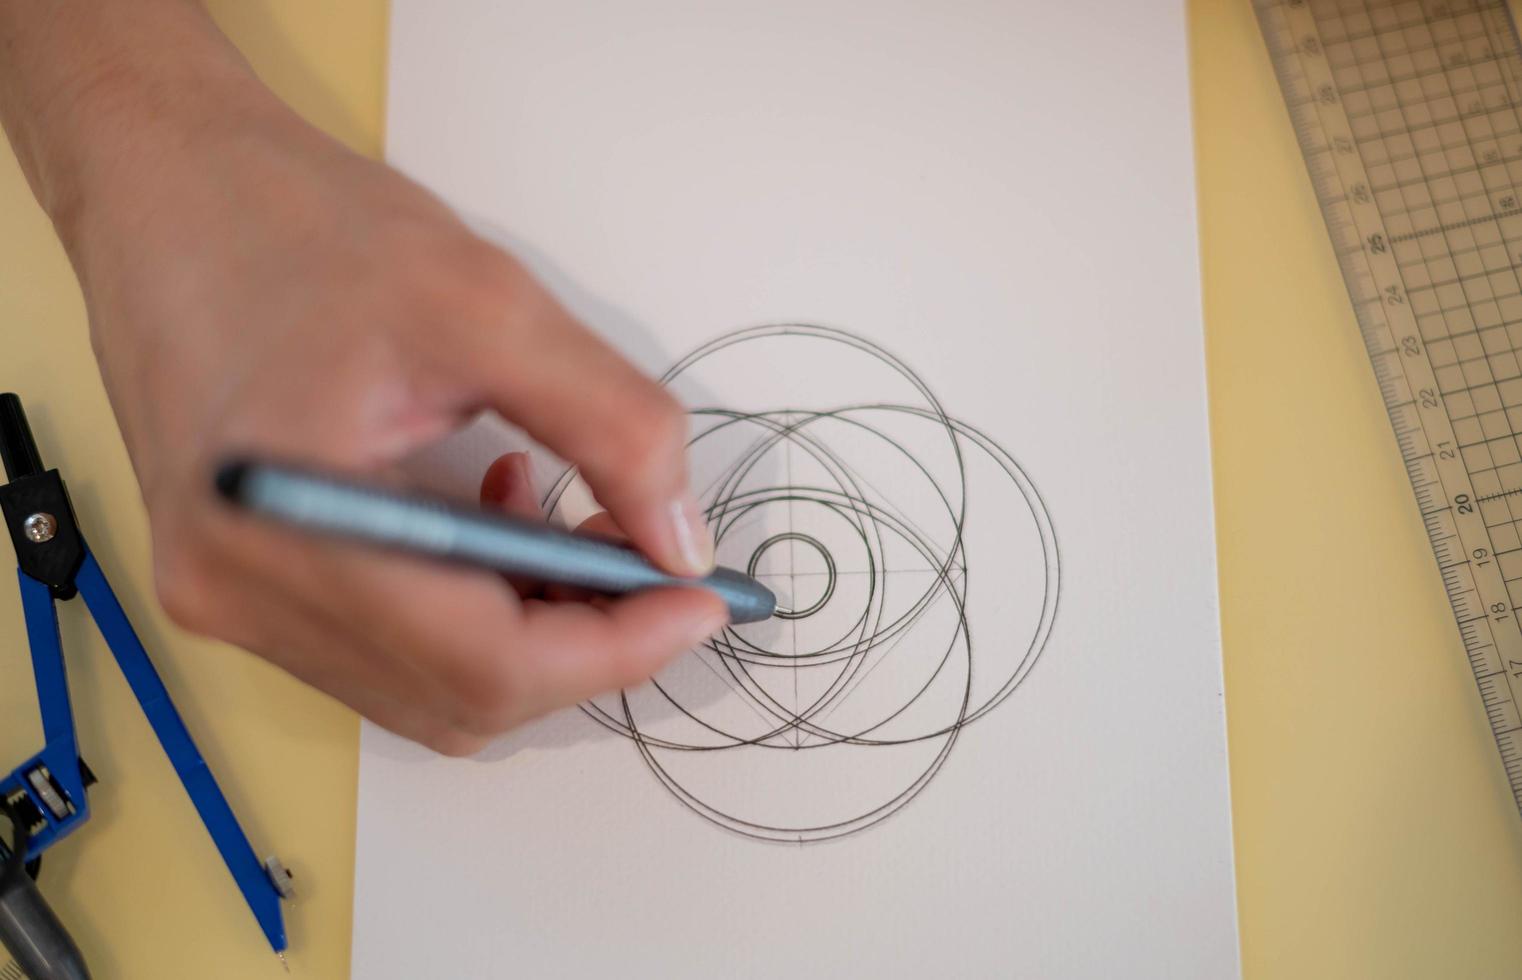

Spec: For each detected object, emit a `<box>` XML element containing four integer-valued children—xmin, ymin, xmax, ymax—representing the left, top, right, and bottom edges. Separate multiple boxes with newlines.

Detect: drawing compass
<box><xmin>0</xmin><ymin>393</ymin><xmax>294</xmax><ymax>978</ymax></box>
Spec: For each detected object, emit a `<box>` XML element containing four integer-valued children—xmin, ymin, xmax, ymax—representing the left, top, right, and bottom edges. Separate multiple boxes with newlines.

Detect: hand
<box><xmin>0</xmin><ymin>1</ymin><xmax>726</xmax><ymax>755</ymax></box>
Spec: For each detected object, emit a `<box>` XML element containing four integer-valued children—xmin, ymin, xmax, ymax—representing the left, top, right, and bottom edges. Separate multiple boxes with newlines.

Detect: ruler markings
<box><xmin>1336</xmin><ymin>49</ymin><xmax>1506</xmax><ymax>96</ymax></box>
<box><xmin>1389</xmin><ymin>205</ymin><xmax>1522</xmax><ymax>242</ymax></box>
<box><xmin>1388</xmin><ymin>260</ymin><xmax>1522</xmax><ymax>296</ymax></box>
<box><xmin>1323</xmin><ymin>2</ymin><xmax>1500</xmax><ymax>47</ymax></box>
<box><xmin>1478</xmin><ymin>484</ymin><xmax>1522</xmax><ymax>499</ymax></box>
<box><xmin>1369</xmin><ymin>126</ymin><xmax>1522</xmax><ymax>194</ymax></box>
<box><xmin>1346</xmin><ymin>86</ymin><xmax>1519</xmax><ymax>128</ymax></box>
<box><xmin>1374</xmin><ymin>147</ymin><xmax>1522</xmax><ymax>205</ymax></box>
<box><xmin>1342</xmin><ymin>65</ymin><xmax>1509</xmax><ymax>116</ymax></box>
<box><xmin>1320</xmin><ymin>9</ymin><xmax>1496</xmax><ymax>54</ymax></box>
<box><xmin>1258</xmin><ymin>0</ymin><xmax>1522</xmax><ymax>819</ymax></box>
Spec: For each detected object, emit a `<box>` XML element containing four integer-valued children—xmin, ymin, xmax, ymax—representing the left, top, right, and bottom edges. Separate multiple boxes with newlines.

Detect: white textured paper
<box><xmin>357</xmin><ymin>2</ymin><xmax>1238</xmax><ymax>976</ymax></box>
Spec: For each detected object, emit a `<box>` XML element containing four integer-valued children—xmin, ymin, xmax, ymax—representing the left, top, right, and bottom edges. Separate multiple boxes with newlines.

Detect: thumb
<box><xmin>450</xmin><ymin>254</ymin><xmax>714</xmax><ymax>576</ymax></box>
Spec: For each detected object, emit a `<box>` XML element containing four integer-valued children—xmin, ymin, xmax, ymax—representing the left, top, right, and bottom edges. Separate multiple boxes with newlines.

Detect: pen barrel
<box><xmin>219</xmin><ymin>462</ymin><xmax>776</xmax><ymax>624</ymax></box>
<box><xmin>0</xmin><ymin>394</ymin><xmax>45</xmax><ymax>484</ymax></box>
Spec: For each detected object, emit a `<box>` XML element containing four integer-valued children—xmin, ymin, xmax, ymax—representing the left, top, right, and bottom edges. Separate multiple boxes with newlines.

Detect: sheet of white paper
<box><xmin>357</xmin><ymin>2</ymin><xmax>1238</xmax><ymax>976</ymax></box>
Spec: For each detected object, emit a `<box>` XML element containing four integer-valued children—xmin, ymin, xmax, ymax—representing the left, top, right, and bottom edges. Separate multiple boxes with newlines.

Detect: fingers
<box><xmin>251</xmin><ymin>531</ymin><xmax>722</xmax><ymax>737</ymax></box>
<box><xmin>192</xmin><ymin>492</ymin><xmax>723</xmax><ymax>740</ymax></box>
<box><xmin>174</xmin><ymin>499</ymin><xmax>532</xmax><ymax>731</ymax></box>
<box><xmin>160</xmin><ymin>533</ymin><xmax>492</xmax><ymax>755</ymax></box>
<box><xmin>574</xmin><ymin>510</ymin><xmax>621</xmax><ymax>538</ymax></box>
<box><xmin>166</xmin><ymin>443</ymin><xmax>724</xmax><ymax>752</ymax></box>
<box><xmin>514</xmin><ymin>587</ymin><xmax>729</xmax><ymax>709</ymax></box>
<box><xmin>239</xmin><ymin>588</ymin><xmax>491</xmax><ymax>757</ymax></box>
<box><xmin>479</xmin><ymin>451</ymin><xmax>540</xmax><ymax>518</ymax></box>
<box><xmin>481</xmin><ymin>451</ymin><xmax>545</xmax><ymax>597</ymax></box>
<box><xmin>446</xmin><ymin>255</ymin><xmax>714</xmax><ymax>577</ymax></box>
<box><xmin>541</xmin><ymin>510</ymin><xmax>623</xmax><ymax>603</ymax></box>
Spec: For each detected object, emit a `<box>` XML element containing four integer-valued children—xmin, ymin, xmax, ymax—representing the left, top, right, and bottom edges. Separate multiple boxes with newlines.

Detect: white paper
<box><xmin>357</xmin><ymin>2</ymin><xmax>1238</xmax><ymax>976</ymax></box>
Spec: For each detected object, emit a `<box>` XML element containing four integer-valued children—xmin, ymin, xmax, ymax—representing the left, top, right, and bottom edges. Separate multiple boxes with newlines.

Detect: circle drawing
<box><xmin>748</xmin><ymin>533</ymin><xmax>836</xmax><ymax>620</ymax></box>
<box><xmin>542</xmin><ymin>323</ymin><xmax>1060</xmax><ymax>843</ymax></box>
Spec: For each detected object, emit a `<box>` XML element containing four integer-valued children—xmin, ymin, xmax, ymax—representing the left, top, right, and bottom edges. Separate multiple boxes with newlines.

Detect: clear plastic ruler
<box><xmin>1256</xmin><ymin>0</ymin><xmax>1522</xmax><ymax>816</ymax></box>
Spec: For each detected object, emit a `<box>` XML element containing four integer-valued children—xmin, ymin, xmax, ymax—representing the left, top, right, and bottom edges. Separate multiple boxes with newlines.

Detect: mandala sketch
<box><xmin>543</xmin><ymin>324</ymin><xmax>1060</xmax><ymax>842</ymax></box>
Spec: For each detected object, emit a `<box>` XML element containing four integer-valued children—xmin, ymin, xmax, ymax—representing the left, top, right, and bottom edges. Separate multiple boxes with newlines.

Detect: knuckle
<box><xmin>390</xmin><ymin>231</ymin><xmax>524</xmax><ymax>325</ymax></box>
<box><xmin>441</xmin><ymin>238</ymin><xmax>529</xmax><ymax>317</ymax></box>
<box><xmin>602</xmin><ymin>393</ymin><xmax>688</xmax><ymax>486</ymax></box>
<box><xmin>443</xmin><ymin>660</ymin><xmax>524</xmax><ymax>736</ymax></box>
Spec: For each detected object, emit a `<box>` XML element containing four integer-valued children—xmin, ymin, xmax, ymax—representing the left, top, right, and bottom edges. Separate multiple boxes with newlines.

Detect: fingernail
<box><xmin>510</xmin><ymin>452</ymin><xmax>534</xmax><ymax>489</ymax></box>
<box><xmin>669</xmin><ymin>493</ymin><xmax>715</xmax><ymax>575</ymax></box>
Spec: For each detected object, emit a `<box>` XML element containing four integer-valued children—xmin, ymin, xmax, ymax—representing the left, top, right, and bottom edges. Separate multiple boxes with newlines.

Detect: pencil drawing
<box><xmin>543</xmin><ymin>324</ymin><xmax>1060</xmax><ymax>842</ymax></box>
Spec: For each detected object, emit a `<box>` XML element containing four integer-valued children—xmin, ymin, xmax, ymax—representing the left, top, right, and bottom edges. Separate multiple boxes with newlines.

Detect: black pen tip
<box><xmin>214</xmin><ymin>459</ymin><xmax>251</xmax><ymax>503</ymax></box>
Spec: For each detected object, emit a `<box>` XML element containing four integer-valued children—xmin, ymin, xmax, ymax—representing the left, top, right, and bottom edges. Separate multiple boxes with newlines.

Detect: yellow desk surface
<box><xmin>2</xmin><ymin>1</ymin><xmax>1522</xmax><ymax>977</ymax></box>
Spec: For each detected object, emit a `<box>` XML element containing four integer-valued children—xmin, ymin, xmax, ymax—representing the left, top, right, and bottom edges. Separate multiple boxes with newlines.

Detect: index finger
<box><xmin>443</xmin><ymin>249</ymin><xmax>715</xmax><ymax>578</ymax></box>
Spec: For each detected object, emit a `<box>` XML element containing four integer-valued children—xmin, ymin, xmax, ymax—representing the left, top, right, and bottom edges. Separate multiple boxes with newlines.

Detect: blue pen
<box><xmin>214</xmin><ymin>458</ymin><xmax>777</xmax><ymax>624</ymax></box>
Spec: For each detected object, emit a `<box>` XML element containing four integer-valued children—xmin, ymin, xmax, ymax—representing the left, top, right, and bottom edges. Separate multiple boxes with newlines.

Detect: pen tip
<box><xmin>277</xmin><ymin>951</ymin><xmax>289</xmax><ymax>973</ymax></box>
<box><xmin>213</xmin><ymin>459</ymin><xmax>251</xmax><ymax>502</ymax></box>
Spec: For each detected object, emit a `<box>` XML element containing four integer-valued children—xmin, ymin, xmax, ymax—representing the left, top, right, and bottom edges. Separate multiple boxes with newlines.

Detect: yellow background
<box><xmin>2</xmin><ymin>1</ymin><xmax>1521</xmax><ymax>976</ymax></box>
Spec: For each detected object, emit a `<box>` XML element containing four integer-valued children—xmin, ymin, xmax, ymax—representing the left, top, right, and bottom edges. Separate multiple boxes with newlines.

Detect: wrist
<box><xmin>0</xmin><ymin>0</ymin><xmax>270</xmax><ymax>247</ymax></box>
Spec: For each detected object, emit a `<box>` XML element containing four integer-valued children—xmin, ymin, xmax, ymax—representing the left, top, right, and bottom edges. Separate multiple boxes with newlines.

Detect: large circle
<box><xmin>542</xmin><ymin>324</ymin><xmax>1060</xmax><ymax>842</ymax></box>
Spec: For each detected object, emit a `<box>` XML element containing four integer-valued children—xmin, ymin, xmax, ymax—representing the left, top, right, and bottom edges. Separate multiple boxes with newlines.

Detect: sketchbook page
<box><xmin>359</xmin><ymin>2</ymin><xmax>1238</xmax><ymax>977</ymax></box>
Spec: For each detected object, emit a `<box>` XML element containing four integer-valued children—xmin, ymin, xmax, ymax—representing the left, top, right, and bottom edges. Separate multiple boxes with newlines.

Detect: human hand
<box><xmin>3</xmin><ymin>3</ymin><xmax>726</xmax><ymax>754</ymax></box>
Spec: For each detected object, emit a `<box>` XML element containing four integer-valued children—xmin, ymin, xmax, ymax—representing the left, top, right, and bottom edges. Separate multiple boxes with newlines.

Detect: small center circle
<box><xmin>747</xmin><ymin>532</ymin><xmax>837</xmax><ymax>621</ymax></box>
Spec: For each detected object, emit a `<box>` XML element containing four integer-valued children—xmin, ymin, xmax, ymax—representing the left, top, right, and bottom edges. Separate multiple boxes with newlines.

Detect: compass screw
<box><xmin>22</xmin><ymin>512</ymin><xmax>56</xmax><ymax>544</ymax></box>
<box><xmin>264</xmin><ymin>855</ymin><xmax>296</xmax><ymax>899</ymax></box>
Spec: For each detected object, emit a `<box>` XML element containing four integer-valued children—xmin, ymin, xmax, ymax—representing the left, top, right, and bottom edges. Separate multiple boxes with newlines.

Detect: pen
<box><xmin>214</xmin><ymin>459</ymin><xmax>776</xmax><ymax>624</ymax></box>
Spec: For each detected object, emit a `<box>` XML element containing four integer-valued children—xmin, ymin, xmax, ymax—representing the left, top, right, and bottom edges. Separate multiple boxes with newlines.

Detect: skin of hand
<box><xmin>0</xmin><ymin>0</ymin><xmax>728</xmax><ymax>755</ymax></box>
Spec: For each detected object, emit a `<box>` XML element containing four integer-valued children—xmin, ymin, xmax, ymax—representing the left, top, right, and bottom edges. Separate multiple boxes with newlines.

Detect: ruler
<box><xmin>1257</xmin><ymin>0</ymin><xmax>1522</xmax><ymax>816</ymax></box>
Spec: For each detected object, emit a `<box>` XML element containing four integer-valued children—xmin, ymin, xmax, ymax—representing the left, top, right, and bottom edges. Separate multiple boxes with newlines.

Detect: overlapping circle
<box><xmin>543</xmin><ymin>324</ymin><xmax>1059</xmax><ymax>842</ymax></box>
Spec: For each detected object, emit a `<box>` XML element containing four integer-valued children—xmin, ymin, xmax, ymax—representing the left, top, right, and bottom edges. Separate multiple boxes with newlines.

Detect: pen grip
<box><xmin>225</xmin><ymin>461</ymin><xmax>671</xmax><ymax>589</ymax></box>
<box><xmin>215</xmin><ymin>460</ymin><xmax>776</xmax><ymax>624</ymax></box>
